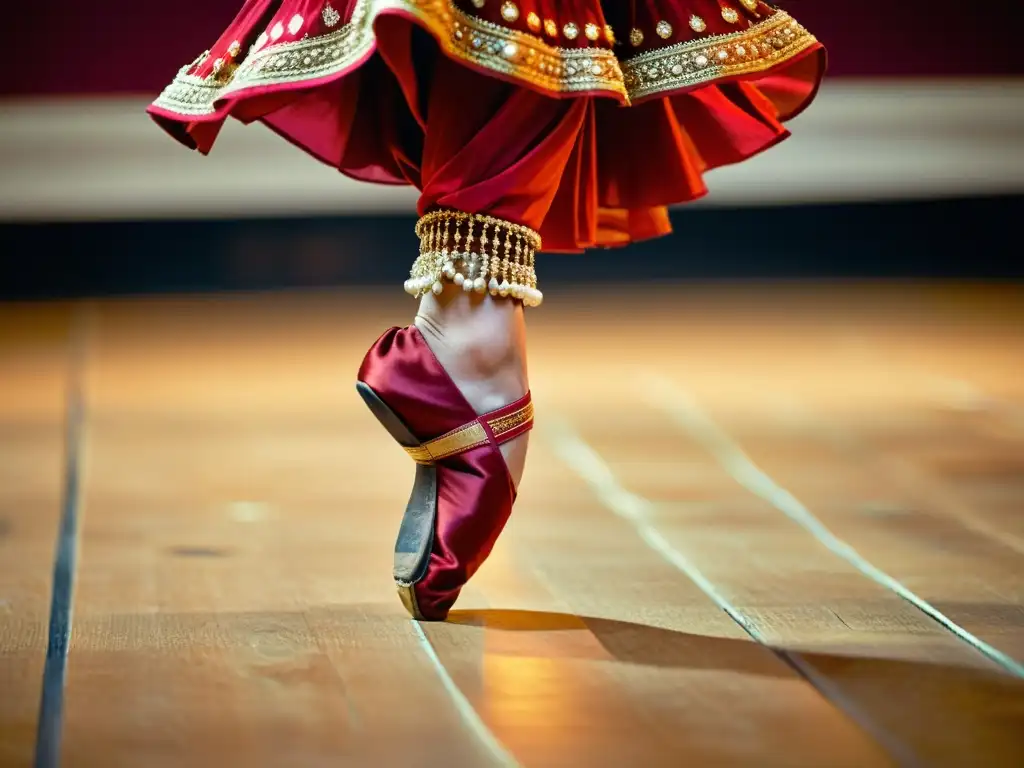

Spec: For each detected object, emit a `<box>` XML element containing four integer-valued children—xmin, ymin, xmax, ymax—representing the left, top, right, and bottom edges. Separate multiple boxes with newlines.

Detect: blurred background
<box><xmin>1</xmin><ymin>0</ymin><xmax>1022</xmax><ymax>298</ymax></box>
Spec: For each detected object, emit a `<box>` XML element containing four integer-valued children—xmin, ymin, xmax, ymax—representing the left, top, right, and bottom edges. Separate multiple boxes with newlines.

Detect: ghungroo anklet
<box><xmin>405</xmin><ymin>210</ymin><xmax>543</xmax><ymax>307</ymax></box>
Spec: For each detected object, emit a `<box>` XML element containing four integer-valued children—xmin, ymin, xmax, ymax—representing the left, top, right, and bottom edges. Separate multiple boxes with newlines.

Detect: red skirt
<box><xmin>148</xmin><ymin>1</ymin><xmax>826</xmax><ymax>251</ymax></box>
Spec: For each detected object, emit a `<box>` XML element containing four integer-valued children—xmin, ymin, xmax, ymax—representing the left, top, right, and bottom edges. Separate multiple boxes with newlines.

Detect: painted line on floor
<box><xmin>544</xmin><ymin>418</ymin><xmax>919</xmax><ymax>767</ymax></box>
<box><xmin>411</xmin><ymin>619</ymin><xmax>521</xmax><ymax>768</ymax></box>
<box><xmin>642</xmin><ymin>372</ymin><xmax>1024</xmax><ymax>679</ymax></box>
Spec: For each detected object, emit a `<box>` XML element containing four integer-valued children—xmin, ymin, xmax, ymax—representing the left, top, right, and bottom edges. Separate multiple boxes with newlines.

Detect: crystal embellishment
<box><xmin>322</xmin><ymin>4</ymin><xmax>340</xmax><ymax>28</ymax></box>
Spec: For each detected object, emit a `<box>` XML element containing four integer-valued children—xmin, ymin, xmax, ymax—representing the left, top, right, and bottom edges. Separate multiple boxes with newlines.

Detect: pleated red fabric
<box><xmin>149</xmin><ymin>0</ymin><xmax>825</xmax><ymax>250</ymax></box>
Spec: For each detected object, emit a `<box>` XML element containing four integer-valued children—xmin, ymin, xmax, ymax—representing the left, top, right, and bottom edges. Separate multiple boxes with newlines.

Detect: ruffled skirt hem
<box><xmin>147</xmin><ymin>0</ymin><xmax>826</xmax><ymax>251</ymax></box>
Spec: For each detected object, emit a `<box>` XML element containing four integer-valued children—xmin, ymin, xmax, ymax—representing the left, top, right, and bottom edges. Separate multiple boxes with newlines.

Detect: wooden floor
<box><xmin>2</xmin><ymin>283</ymin><xmax>1023</xmax><ymax>767</ymax></box>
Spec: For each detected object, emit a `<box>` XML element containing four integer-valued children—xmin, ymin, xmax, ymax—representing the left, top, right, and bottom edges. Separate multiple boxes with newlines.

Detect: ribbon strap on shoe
<box><xmin>403</xmin><ymin>392</ymin><xmax>534</xmax><ymax>465</ymax></box>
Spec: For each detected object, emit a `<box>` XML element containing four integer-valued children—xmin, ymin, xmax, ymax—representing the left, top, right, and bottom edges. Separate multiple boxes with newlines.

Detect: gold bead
<box><xmin>604</xmin><ymin>25</ymin><xmax>615</xmax><ymax>44</ymax></box>
<box><xmin>563</xmin><ymin>22</ymin><xmax>579</xmax><ymax>40</ymax></box>
<box><xmin>500</xmin><ymin>2</ymin><xmax>519</xmax><ymax>23</ymax></box>
<box><xmin>722</xmin><ymin>7</ymin><xmax>740</xmax><ymax>24</ymax></box>
<box><xmin>629</xmin><ymin>27</ymin><xmax>643</xmax><ymax>47</ymax></box>
<box><xmin>543</xmin><ymin>18</ymin><xmax>557</xmax><ymax>37</ymax></box>
<box><xmin>526</xmin><ymin>12</ymin><xmax>541</xmax><ymax>32</ymax></box>
<box><xmin>689</xmin><ymin>15</ymin><xmax>707</xmax><ymax>33</ymax></box>
<box><xmin>471</xmin><ymin>0</ymin><xmax>485</xmax><ymax>8</ymax></box>
<box><xmin>655</xmin><ymin>20</ymin><xmax>673</xmax><ymax>39</ymax></box>
<box><xmin>584</xmin><ymin>23</ymin><xmax>600</xmax><ymax>41</ymax></box>
<box><xmin>741</xmin><ymin>0</ymin><xmax>759</xmax><ymax>10</ymax></box>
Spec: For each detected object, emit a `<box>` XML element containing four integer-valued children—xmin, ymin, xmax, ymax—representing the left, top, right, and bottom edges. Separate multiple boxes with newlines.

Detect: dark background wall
<box><xmin>2</xmin><ymin>197</ymin><xmax>1019</xmax><ymax>301</ymax></box>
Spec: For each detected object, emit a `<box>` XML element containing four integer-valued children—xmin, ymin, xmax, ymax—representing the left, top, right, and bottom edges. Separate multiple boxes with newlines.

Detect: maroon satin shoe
<box><xmin>356</xmin><ymin>326</ymin><xmax>533</xmax><ymax>621</ymax></box>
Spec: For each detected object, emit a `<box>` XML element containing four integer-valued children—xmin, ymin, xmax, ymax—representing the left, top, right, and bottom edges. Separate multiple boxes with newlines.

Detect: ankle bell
<box><xmin>405</xmin><ymin>210</ymin><xmax>543</xmax><ymax>307</ymax></box>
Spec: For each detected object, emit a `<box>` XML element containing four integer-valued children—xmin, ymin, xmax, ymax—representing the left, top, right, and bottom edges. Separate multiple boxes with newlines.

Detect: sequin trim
<box><xmin>621</xmin><ymin>12</ymin><xmax>818</xmax><ymax>102</ymax></box>
<box><xmin>152</xmin><ymin>3</ymin><xmax>817</xmax><ymax>117</ymax></box>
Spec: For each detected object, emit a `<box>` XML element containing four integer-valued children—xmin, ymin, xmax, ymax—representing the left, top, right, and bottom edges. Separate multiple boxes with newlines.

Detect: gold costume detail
<box><xmin>621</xmin><ymin>13</ymin><xmax>817</xmax><ymax>101</ymax></box>
<box><xmin>402</xmin><ymin>401</ymin><xmax>533</xmax><ymax>465</ymax></box>
<box><xmin>404</xmin><ymin>423</ymin><xmax>489</xmax><ymax>464</ymax></box>
<box><xmin>152</xmin><ymin>2</ymin><xmax>816</xmax><ymax>116</ymax></box>
<box><xmin>487</xmin><ymin>401</ymin><xmax>534</xmax><ymax>436</ymax></box>
<box><xmin>406</xmin><ymin>210</ymin><xmax>543</xmax><ymax>307</ymax></box>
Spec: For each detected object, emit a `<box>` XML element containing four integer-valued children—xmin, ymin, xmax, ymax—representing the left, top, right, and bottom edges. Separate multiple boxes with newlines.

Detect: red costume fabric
<box><xmin>148</xmin><ymin>1</ymin><xmax>825</xmax><ymax>251</ymax></box>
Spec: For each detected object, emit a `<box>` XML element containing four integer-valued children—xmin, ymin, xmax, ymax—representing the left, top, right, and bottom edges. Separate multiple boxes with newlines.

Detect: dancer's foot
<box><xmin>356</xmin><ymin>210</ymin><xmax>540</xmax><ymax>621</ymax></box>
<box><xmin>414</xmin><ymin>284</ymin><xmax>530</xmax><ymax>487</ymax></box>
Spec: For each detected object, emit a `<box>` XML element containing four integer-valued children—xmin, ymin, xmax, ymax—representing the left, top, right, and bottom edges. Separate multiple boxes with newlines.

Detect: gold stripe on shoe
<box><xmin>402</xmin><ymin>399</ymin><xmax>535</xmax><ymax>465</ymax></box>
<box><xmin>404</xmin><ymin>422</ymin><xmax>489</xmax><ymax>464</ymax></box>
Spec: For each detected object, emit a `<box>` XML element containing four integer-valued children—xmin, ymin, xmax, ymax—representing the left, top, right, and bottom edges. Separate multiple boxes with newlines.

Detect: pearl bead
<box><xmin>462</xmin><ymin>278</ymin><xmax>474</xmax><ymax>291</ymax></box>
<box><xmin>474</xmin><ymin>277</ymin><xmax>486</xmax><ymax>292</ymax></box>
<box><xmin>454</xmin><ymin>273</ymin><xmax>465</xmax><ymax>285</ymax></box>
<box><xmin>499</xmin><ymin>280</ymin><xmax>510</xmax><ymax>297</ymax></box>
<box><xmin>432</xmin><ymin>281</ymin><xmax>443</xmax><ymax>295</ymax></box>
<box><xmin>488</xmin><ymin>277</ymin><xmax>500</xmax><ymax>293</ymax></box>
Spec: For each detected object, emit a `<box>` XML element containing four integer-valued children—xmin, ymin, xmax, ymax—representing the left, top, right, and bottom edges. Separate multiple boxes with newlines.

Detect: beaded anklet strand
<box><xmin>404</xmin><ymin>210</ymin><xmax>543</xmax><ymax>307</ymax></box>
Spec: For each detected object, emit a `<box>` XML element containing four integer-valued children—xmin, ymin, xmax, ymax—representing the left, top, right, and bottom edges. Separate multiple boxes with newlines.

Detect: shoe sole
<box><xmin>355</xmin><ymin>381</ymin><xmax>437</xmax><ymax>621</ymax></box>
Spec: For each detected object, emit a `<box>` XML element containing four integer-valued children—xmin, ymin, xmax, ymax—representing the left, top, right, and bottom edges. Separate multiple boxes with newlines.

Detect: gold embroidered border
<box><xmin>401</xmin><ymin>399</ymin><xmax>533</xmax><ymax>464</ymax></box>
<box><xmin>152</xmin><ymin>0</ymin><xmax>376</xmax><ymax>116</ymax></box>
<box><xmin>152</xmin><ymin>2</ymin><xmax>818</xmax><ymax>118</ymax></box>
<box><xmin>487</xmin><ymin>401</ymin><xmax>534</xmax><ymax>438</ymax></box>
<box><xmin>152</xmin><ymin>0</ymin><xmax>625</xmax><ymax>117</ymax></box>
<box><xmin>383</xmin><ymin>0</ymin><xmax>624</xmax><ymax>98</ymax></box>
<box><xmin>620</xmin><ymin>12</ymin><xmax>819</xmax><ymax>101</ymax></box>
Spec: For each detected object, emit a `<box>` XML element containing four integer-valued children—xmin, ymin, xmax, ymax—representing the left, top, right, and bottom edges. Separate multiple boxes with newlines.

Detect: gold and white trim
<box><xmin>621</xmin><ymin>13</ymin><xmax>818</xmax><ymax>101</ymax></box>
<box><xmin>406</xmin><ymin>210</ymin><xmax>543</xmax><ymax>306</ymax></box>
<box><xmin>151</xmin><ymin>1</ymin><xmax>818</xmax><ymax>117</ymax></box>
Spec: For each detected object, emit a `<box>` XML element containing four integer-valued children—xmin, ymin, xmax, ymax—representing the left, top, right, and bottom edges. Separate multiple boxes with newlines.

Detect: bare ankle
<box><xmin>412</xmin><ymin>287</ymin><xmax>532</xmax><ymax>488</ymax></box>
<box><xmin>414</xmin><ymin>287</ymin><xmax>528</xmax><ymax>414</ymax></box>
